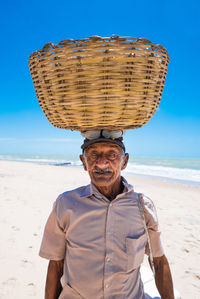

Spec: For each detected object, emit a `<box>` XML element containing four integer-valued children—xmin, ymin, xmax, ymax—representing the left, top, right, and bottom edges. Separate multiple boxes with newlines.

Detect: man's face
<box><xmin>80</xmin><ymin>142</ymin><xmax>129</xmax><ymax>188</ymax></box>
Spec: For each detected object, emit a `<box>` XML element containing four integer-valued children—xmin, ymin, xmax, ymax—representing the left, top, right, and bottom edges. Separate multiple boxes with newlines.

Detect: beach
<box><xmin>0</xmin><ymin>160</ymin><xmax>200</xmax><ymax>299</ymax></box>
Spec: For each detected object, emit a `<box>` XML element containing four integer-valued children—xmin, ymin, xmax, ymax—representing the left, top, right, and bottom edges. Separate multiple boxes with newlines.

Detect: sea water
<box><xmin>125</xmin><ymin>157</ymin><xmax>200</xmax><ymax>186</ymax></box>
<box><xmin>0</xmin><ymin>154</ymin><xmax>200</xmax><ymax>187</ymax></box>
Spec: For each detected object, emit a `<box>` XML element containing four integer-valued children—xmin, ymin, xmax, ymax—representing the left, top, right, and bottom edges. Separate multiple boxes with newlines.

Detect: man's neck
<box><xmin>94</xmin><ymin>177</ymin><xmax>124</xmax><ymax>201</ymax></box>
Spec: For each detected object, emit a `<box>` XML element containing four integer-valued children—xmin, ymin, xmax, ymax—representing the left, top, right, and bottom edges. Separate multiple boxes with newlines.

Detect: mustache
<box><xmin>93</xmin><ymin>167</ymin><xmax>112</xmax><ymax>174</ymax></box>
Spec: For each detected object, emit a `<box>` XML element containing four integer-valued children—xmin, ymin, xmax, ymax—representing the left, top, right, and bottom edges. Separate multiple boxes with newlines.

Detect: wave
<box><xmin>124</xmin><ymin>163</ymin><xmax>200</xmax><ymax>186</ymax></box>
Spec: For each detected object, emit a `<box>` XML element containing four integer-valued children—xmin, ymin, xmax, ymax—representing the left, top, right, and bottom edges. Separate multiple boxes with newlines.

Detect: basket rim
<box><xmin>29</xmin><ymin>34</ymin><xmax>169</xmax><ymax>62</ymax></box>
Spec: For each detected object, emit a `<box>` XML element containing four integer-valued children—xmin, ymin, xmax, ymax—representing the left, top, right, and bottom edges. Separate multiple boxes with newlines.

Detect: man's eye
<box><xmin>107</xmin><ymin>153</ymin><xmax>117</xmax><ymax>160</ymax></box>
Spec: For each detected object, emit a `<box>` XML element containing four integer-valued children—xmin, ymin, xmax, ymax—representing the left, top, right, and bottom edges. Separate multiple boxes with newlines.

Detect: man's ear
<box><xmin>80</xmin><ymin>154</ymin><xmax>87</xmax><ymax>171</ymax></box>
<box><xmin>121</xmin><ymin>153</ymin><xmax>129</xmax><ymax>171</ymax></box>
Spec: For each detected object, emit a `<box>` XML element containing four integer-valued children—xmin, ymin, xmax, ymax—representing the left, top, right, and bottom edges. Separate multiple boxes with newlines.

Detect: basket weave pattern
<box><xmin>29</xmin><ymin>35</ymin><xmax>170</xmax><ymax>131</ymax></box>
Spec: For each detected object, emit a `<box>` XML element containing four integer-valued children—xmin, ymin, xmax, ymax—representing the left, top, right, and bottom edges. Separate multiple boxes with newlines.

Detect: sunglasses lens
<box><xmin>81</xmin><ymin>130</ymin><xmax>125</xmax><ymax>140</ymax></box>
<box><xmin>81</xmin><ymin>130</ymin><xmax>101</xmax><ymax>140</ymax></box>
<box><xmin>102</xmin><ymin>130</ymin><xmax>124</xmax><ymax>139</ymax></box>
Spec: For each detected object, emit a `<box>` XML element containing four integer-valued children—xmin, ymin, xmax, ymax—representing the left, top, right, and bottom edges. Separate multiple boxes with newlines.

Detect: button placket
<box><xmin>105</xmin><ymin>283</ymin><xmax>109</xmax><ymax>288</ymax></box>
<box><xmin>103</xmin><ymin>203</ymin><xmax>114</xmax><ymax>296</ymax></box>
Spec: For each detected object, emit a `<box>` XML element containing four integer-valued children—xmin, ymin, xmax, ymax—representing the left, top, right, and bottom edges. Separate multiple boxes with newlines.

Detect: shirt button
<box><xmin>110</xmin><ymin>203</ymin><xmax>112</xmax><ymax>207</ymax></box>
<box><xmin>107</xmin><ymin>257</ymin><xmax>111</xmax><ymax>262</ymax></box>
<box><xmin>105</xmin><ymin>284</ymin><xmax>109</xmax><ymax>288</ymax></box>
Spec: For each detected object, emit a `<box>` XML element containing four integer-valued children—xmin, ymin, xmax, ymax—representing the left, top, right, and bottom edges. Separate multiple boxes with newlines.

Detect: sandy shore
<box><xmin>0</xmin><ymin>160</ymin><xmax>199</xmax><ymax>299</ymax></box>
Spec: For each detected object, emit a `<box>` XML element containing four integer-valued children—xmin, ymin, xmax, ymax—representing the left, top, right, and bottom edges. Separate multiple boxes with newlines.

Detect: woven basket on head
<box><xmin>29</xmin><ymin>35</ymin><xmax>170</xmax><ymax>131</ymax></box>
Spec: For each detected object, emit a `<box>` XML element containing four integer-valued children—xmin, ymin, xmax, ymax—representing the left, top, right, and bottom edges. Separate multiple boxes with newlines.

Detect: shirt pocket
<box><xmin>126</xmin><ymin>232</ymin><xmax>147</xmax><ymax>272</ymax></box>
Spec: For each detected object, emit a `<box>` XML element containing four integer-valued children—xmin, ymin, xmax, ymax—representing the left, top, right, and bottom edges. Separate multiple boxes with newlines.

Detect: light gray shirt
<box><xmin>39</xmin><ymin>177</ymin><xmax>164</xmax><ymax>299</ymax></box>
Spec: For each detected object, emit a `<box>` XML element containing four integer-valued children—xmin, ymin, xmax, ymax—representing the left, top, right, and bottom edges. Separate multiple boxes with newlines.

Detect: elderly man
<box><xmin>39</xmin><ymin>130</ymin><xmax>174</xmax><ymax>299</ymax></box>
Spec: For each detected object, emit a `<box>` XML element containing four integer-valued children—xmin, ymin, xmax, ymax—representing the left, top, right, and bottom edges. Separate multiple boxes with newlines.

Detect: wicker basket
<box><xmin>29</xmin><ymin>35</ymin><xmax>170</xmax><ymax>131</ymax></box>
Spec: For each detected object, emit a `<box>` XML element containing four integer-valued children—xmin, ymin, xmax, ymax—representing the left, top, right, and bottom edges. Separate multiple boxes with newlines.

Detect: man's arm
<box><xmin>149</xmin><ymin>254</ymin><xmax>174</xmax><ymax>299</ymax></box>
<box><xmin>45</xmin><ymin>260</ymin><xmax>64</xmax><ymax>299</ymax></box>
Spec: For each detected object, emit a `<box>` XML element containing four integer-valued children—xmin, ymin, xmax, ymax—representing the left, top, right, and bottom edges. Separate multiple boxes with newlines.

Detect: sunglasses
<box><xmin>81</xmin><ymin>130</ymin><xmax>125</xmax><ymax>140</ymax></box>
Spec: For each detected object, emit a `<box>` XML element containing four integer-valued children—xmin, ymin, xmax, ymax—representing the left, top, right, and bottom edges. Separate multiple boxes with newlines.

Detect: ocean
<box><xmin>0</xmin><ymin>154</ymin><xmax>200</xmax><ymax>187</ymax></box>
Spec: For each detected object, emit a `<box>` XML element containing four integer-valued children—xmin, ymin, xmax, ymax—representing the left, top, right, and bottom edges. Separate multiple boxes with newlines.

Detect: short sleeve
<box><xmin>39</xmin><ymin>199</ymin><xmax>66</xmax><ymax>260</ymax></box>
<box><xmin>139</xmin><ymin>193</ymin><xmax>164</xmax><ymax>258</ymax></box>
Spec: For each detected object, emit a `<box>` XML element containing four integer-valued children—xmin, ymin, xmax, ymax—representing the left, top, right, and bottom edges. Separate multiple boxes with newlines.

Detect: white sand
<box><xmin>0</xmin><ymin>160</ymin><xmax>199</xmax><ymax>299</ymax></box>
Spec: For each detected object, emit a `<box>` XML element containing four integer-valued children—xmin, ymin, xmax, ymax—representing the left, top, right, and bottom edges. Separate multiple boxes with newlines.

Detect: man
<box><xmin>39</xmin><ymin>130</ymin><xmax>174</xmax><ymax>299</ymax></box>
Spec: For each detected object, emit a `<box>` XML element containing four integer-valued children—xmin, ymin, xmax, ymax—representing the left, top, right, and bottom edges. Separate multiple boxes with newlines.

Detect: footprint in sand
<box><xmin>11</xmin><ymin>226</ymin><xmax>20</xmax><ymax>231</ymax></box>
<box><xmin>185</xmin><ymin>270</ymin><xmax>190</xmax><ymax>274</ymax></box>
<box><xmin>27</xmin><ymin>282</ymin><xmax>36</xmax><ymax>296</ymax></box>
<box><xmin>182</xmin><ymin>248</ymin><xmax>190</xmax><ymax>253</ymax></box>
<box><xmin>2</xmin><ymin>277</ymin><xmax>16</xmax><ymax>287</ymax></box>
<box><xmin>21</xmin><ymin>259</ymin><xmax>32</xmax><ymax>267</ymax></box>
<box><xmin>194</xmin><ymin>274</ymin><xmax>200</xmax><ymax>280</ymax></box>
<box><xmin>22</xmin><ymin>259</ymin><xmax>29</xmax><ymax>263</ymax></box>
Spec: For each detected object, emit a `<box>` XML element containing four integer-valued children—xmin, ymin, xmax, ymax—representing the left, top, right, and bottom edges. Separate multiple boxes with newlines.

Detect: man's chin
<box><xmin>91</xmin><ymin>173</ymin><xmax>114</xmax><ymax>185</ymax></box>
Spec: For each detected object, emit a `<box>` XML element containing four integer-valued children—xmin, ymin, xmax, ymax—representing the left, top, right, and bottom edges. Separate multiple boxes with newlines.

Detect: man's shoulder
<box><xmin>53</xmin><ymin>184</ymin><xmax>91</xmax><ymax>216</ymax></box>
<box><xmin>57</xmin><ymin>184</ymin><xmax>91</xmax><ymax>203</ymax></box>
<box><xmin>138</xmin><ymin>193</ymin><xmax>155</xmax><ymax>208</ymax></box>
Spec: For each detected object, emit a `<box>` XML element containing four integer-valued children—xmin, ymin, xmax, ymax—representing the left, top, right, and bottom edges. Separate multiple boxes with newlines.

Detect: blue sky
<box><xmin>0</xmin><ymin>0</ymin><xmax>200</xmax><ymax>158</ymax></box>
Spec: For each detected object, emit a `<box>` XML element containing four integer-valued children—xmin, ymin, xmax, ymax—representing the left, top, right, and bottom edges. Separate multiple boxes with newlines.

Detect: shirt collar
<box><xmin>79</xmin><ymin>184</ymin><xmax>93</xmax><ymax>198</ymax></box>
<box><xmin>121</xmin><ymin>176</ymin><xmax>133</xmax><ymax>193</ymax></box>
<box><xmin>80</xmin><ymin>176</ymin><xmax>133</xmax><ymax>199</ymax></box>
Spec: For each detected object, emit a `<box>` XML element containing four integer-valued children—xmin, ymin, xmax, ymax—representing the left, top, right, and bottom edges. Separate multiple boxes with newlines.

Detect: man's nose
<box><xmin>95</xmin><ymin>155</ymin><xmax>109</xmax><ymax>166</ymax></box>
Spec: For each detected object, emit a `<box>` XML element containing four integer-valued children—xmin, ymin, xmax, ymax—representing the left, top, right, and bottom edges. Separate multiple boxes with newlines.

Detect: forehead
<box><xmin>85</xmin><ymin>142</ymin><xmax>122</xmax><ymax>153</ymax></box>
